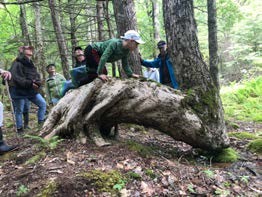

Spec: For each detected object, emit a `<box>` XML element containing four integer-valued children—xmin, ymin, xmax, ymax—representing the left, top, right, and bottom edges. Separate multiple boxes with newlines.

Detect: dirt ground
<box><xmin>0</xmin><ymin>111</ymin><xmax>261</xmax><ymax>197</ymax></box>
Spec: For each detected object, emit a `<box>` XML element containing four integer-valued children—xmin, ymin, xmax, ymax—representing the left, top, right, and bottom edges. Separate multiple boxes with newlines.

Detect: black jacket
<box><xmin>9</xmin><ymin>54</ymin><xmax>41</xmax><ymax>98</ymax></box>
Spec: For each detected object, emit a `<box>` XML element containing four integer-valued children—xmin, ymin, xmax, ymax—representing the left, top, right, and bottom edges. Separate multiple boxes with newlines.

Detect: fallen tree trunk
<box><xmin>40</xmin><ymin>78</ymin><xmax>229</xmax><ymax>151</ymax></box>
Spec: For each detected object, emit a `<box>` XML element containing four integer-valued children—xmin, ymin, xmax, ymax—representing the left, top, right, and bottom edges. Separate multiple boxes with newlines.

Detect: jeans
<box><xmin>13</xmin><ymin>94</ymin><xmax>46</xmax><ymax>129</ymax></box>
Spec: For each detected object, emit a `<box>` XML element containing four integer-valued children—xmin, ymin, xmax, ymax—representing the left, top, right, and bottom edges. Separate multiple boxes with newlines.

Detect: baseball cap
<box><xmin>157</xmin><ymin>40</ymin><xmax>166</xmax><ymax>49</ymax></box>
<box><xmin>121</xmin><ymin>30</ymin><xmax>145</xmax><ymax>44</ymax></box>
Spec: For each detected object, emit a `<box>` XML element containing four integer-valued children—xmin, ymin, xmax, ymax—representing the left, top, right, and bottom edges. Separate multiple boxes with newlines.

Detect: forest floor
<box><xmin>0</xmin><ymin>110</ymin><xmax>261</xmax><ymax>197</ymax></box>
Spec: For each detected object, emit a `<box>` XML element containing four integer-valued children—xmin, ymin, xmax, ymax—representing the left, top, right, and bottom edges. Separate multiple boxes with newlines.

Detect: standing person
<box><xmin>81</xmin><ymin>30</ymin><xmax>144</xmax><ymax>85</ymax></box>
<box><xmin>45</xmin><ymin>64</ymin><xmax>66</xmax><ymax>105</ymax></box>
<box><xmin>74</xmin><ymin>46</ymin><xmax>86</xmax><ymax>68</ymax></box>
<box><xmin>0</xmin><ymin>69</ymin><xmax>17</xmax><ymax>154</ymax></box>
<box><xmin>9</xmin><ymin>46</ymin><xmax>46</xmax><ymax>133</ymax></box>
<box><xmin>141</xmin><ymin>40</ymin><xmax>179</xmax><ymax>89</ymax></box>
<box><xmin>143</xmin><ymin>67</ymin><xmax>160</xmax><ymax>82</ymax></box>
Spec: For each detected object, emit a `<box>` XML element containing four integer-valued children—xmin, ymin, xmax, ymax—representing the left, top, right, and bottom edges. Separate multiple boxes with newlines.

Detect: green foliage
<box><xmin>37</xmin><ymin>180</ymin><xmax>57</xmax><ymax>197</ymax></box>
<box><xmin>247</xmin><ymin>139</ymin><xmax>262</xmax><ymax>154</ymax></box>
<box><xmin>126</xmin><ymin>140</ymin><xmax>154</xmax><ymax>158</ymax></box>
<box><xmin>145</xmin><ymin>169</ymin><xmax>156</xmax><ymax>179</ymax></box>
<box><xmin>203</xmin><ymin>169</ymin><xmax>215</xmax><ymax>179</ymax></box>
<box><xmin>24</xmin><ymin>135</ymin><xmax>63</xmax><ymax>150</ymax></box>
<box><xmin>221</xmin><ymin>76</ymin><xmax>262</xmax><ymax>122</ymax></box>
<box><xmin>187</xmin><ymin>184</ymin><xmax>196</xmax><ymax>193</ymax></box>
<box><xmin>16</xmin><ymin>184</ymin><xmax>29</xmax><ymax>197</ymax></box>
<box><xmin>25</xmin><ymin>151</ymin><xmax>46</xmax><ymax>165</ymax></box>
<box><xmin>214</xmin><ymin>188</ymin><xmax>230</xmax><ymax>196</ymax></box>
<box><xmin>79</xmin><ymin>170</ymin><xmax>125</xmax><ymax>193</ymax></box>
<box><xmin>126</xmin><ymin>171</ymin><xmax>142</xmax><ymax>180</ymax></box>
<box><xmin>240</xmin><ymin>175</ymin><xmax>250</xmax><ymax>184</ymax></box>
<box><xmin>228</xmin><ymin>132</ymin><xmax>259</xmax><ymax>140</ymax></box>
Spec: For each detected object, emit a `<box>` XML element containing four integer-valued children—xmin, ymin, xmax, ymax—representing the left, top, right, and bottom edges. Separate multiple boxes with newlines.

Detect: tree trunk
<box><xmin>112</xmin><ymin>0</ymin><xmax>142</xmax><ymax>76</ymax></box>
<box><xmin>152</xmin><ymin>0</ymin><xmax>161</xmax><ymax>58</ymax></box>
<box><xmin>40</xmin><ymin>78</ymin><xmax>229</xmax><ymax>150</ymax></box>
<box><xmin>104</xmin><ymin>0</ymin><xmax>117</xmax><ymax>77</ymax></box>
<box><xmin>48</xmin><ymin>0</ymin><xmax>70</xmax><ymax>79</ymax></box>
<box><xmin>163</xmin><ymin>0</ymin><xmax>228</xmax><ymax>149</ymax></box>
<box><xmin>68</xmin><ymin>0</ymin><xmax>78</xmax><ymax>67</ymax></box>
<box><xmin>33</xmin><ymin>1</ymin><xmax>46</xmax><ymax>81</ymax></box>
<box><xmin>208</xmin><ymin>0</ymin><xmax>219</xmax><ymax>88</ymax></box>
<box><xmin>18</xmin><ymin>0</ymin><xmax>31</xmax><ymax>46</ymax></box>
<box><xmin>96</xmin><ymin>1</ymin><xmax>104</xmax><ymax>41</ymax></box>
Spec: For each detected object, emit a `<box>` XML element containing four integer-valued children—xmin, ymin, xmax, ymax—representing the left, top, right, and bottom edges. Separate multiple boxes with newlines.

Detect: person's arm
<box><xmin>121</xmin><ymin>56</ymin><xmax>133</xmax><ymax>77</ymax></box>
<box><xmin>141</xmin><ymin>58</ymin><xmax>161</xmax><ymax>68</ymax></box>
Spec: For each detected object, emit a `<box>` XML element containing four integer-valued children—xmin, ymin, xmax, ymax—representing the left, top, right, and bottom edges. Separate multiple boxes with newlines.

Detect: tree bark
<box><xmin>33</xmin><ymin>1</ymin><xmax>46</xmax><ymax>81</ymax></box>
<box><xmin>112</xmin><ymin>0</ymin><xmax>142</xmax><ymax>76</ymax></box>
<box><xmin>18</xmin><ymin>0</ymin><xmax>31</xmax><ymax>46</ymax></box>
<box><xmin>96</xmin><ymin>1</ymin><xmax>104</xmax><ymax>41</ymax></box>
<box><xmin>48</xmin><ymin>0</ymin><xmax>70</xmax><ymax>79</ymax></box>
<box><xmin>68</xmin><ymin>0</ymin><xmax>78</xmax><ymax>67</ymax></box>
<box><xmin>152</xmin><ymin>0</ymin><xmax>161</xmax><ymax>58</ymax></box>
<box><xmin>163</xmin><ymin>0</ymin><xmax>228</xmax><ymax>149</ymax></box>
<box><xmin>208</xmin><ymin>0</ymin><xmax>219</xmax><ymax>88</ymax></box>
<box><xmin>40</xmin><ymin>78</ymin><xmax>229</xmax><ymax>150</ymax></box>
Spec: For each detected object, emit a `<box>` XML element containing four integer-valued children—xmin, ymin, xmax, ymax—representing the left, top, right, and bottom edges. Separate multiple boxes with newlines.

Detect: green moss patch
<box><xmin>247</xmin><ymin>139</ymin><xmax>262</xmax><ymax>154</ymax></box>
<box><xmin>79</xmin><ymin>170</ymin><xmax>125</xmax><ymax>194</ymax></box>
<box><xmin>37</xmin><ymin>180</ymin><xmax>57</xmax><ymax>197</ymax></box>
<box><xmin>228</xmin><ymin>132</ymin><xmax>259</xmax><ymax>140</ymax></box>
<box><xmin>213</xmin><ymin>148</ymin><xmax>239</xmax><ymax>163</ymax></box>
<box><xmin>200</xmin><ymin>148</ymin><xmax>239</xmax><ymax>163</ymax></box>
<box><xmin>126</xmin><ymin>140</ymin><xmax>154</xmax><ymax>157</ymax></box>
<box><xmin>25</xmin><ymin>151</ymin><xmax>46</xmax><ymax>165</ymax></box>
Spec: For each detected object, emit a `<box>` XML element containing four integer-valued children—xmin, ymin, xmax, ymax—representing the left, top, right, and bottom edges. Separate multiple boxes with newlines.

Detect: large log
<box><xmin>40</xmin><ymin>78</ymin><xmax>229</xmax><ymax>150</ymax></box>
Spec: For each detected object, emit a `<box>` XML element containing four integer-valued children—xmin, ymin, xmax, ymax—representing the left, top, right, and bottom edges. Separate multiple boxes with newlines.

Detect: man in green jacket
<box><xmin>45</xmin><ymin>64</ymin><xmax>66</xmax><ymax>105</ymax></box>
<box><xmin>81</xmin><ymin>30</ymin><xmax>145</xmax><ymax>85</ymax></box>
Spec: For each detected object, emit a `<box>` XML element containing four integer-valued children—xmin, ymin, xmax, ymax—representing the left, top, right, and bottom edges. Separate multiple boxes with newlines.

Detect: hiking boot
<box><xmin>23</xmin><ymin>112</ymin><xmax>30</xmax><ymax>129</ymax></box>
<box><xmin>17</xmin><ymin>128</ymin><xmax>24</xmax><ymax>135</ymax></box>
<box><xmin>0</xmin><ymin>127</ymin><xmax>18</xmax><ymax>154</ymax></box>
<box><xmin>0</xmin><ymin>142</ymin><xmax>18</xmax><ymax>155</ymax></box>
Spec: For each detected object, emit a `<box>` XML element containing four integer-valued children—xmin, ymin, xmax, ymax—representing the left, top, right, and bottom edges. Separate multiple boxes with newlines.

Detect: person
<box><xmin>74</xmin><ymin>46</ymin><xmax>86</xmax><ymax>68</ymax></box>
<box><xmin>0</xmin><ymin>69</ymin><xmax>17</xmax><ymax>154</ymax></box>
<box><xmin>45</xmin><ymin>64</ymin><xmax>66</xmax><ymax>105</ymax></box>
<box><xmin>80</xmin><ymin>30</ymin><xmax>144</xmax><ymax>85</ymax></box>
<box><xmin>9</xmin><ymin>46</ymin><xmax>46</xmax><ymax>133</ymax></box>
<box><xmin>143</xmin><ymin>67</ymin><xmax>160</xmax><ymax>82</ymax></box>
<box><xmin>141</xmin><ymin>40</ymin><xmax>179</xmax><ymax>89</ymax></box>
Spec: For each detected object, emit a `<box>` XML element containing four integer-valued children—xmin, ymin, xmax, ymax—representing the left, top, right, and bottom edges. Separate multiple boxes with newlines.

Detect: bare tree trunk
<box><xmin>96</xmin><ymin>1</ymin><xmax>104</xmax><ymax>41</ymax></box>
<box><xmin>152</xmin><ymin>0</ymin><xmax>161</xmax><ymax>58</ymax></box>
<box><xmin>48</xmin><ymin>0</ymin><xmax>70</xmax><ymax>79</ymax></box>
<box><xmin>33</xmin><ymin>1</ymin><xmax>46</xmax><ymax>81</ymax></box>
<box><xmin>104</xmin><ymin>0</ymin><xmax>116</xmax><ymax>77</ymax></box>
<box><xmin>68</xmin><ymin>0</ymin><xmax>78</xmax><ymax>67</ymax></box>
<box><xmin>40</xmin><ymin>78</ymin><xmax>229</xmax><ymax>150</ymax></box>
<box><xmin>163</xmin><ymin>0</ymin><xmax>228</xmax><ymax>149</ymax></box>
<box><xmin>112</xmin><ymin>0</ymin><xmax>142</xmax><ymax>76</ymax></box>
<box><xmin>208</xmin><ymin>0</ymin><xmax>219</xmax><ymax>88</ymax></box>
<box><xmin>18</xmin><ymin>0</ymin><xmax>31</xmax><ymax>46</ymax></box>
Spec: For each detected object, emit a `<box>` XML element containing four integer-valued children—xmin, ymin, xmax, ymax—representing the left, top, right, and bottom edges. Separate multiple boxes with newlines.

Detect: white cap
<box><xmin>120</xmin><ymin>30</ymin><xmax>145</xmax><ymax>44</ymax></box>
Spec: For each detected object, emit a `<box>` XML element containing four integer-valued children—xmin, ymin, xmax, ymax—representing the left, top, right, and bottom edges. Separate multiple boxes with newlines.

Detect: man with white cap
<box><xmin>80</xmin><ymin>30</ymin><xmax>145</xmax><ymax>85</ymax></box>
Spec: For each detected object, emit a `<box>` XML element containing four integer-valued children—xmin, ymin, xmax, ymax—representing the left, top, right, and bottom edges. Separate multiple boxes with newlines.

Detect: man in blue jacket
<box><xmin>141</xmin><ymin>40</ymin><xmax>179</xmax><ymax>89</ymax></box>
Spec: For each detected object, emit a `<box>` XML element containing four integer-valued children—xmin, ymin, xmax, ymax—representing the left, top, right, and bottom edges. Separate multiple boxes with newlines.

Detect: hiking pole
<box><xmin>4</xmin><ymin>79</ymin><xmax>17</xmax><ymax>133</ymax></box>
